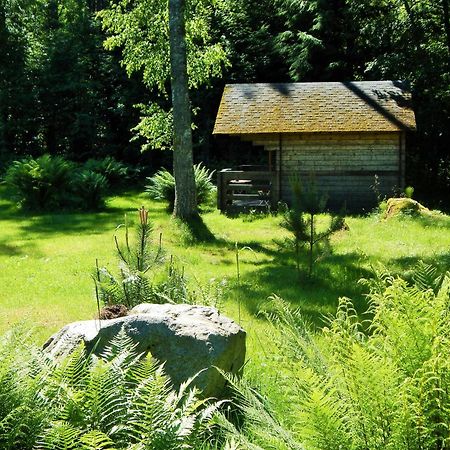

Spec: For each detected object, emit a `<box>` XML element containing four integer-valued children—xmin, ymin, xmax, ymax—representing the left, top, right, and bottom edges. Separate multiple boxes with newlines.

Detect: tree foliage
<box><xmin>1</xmin><ymin>0</ymin><xmax>450</xmax><ymax>206</ymax></box>
<box><xmin>99</xmin><ymin>0</ymin><xmax>227</xmax><ymax>151</ymax></box>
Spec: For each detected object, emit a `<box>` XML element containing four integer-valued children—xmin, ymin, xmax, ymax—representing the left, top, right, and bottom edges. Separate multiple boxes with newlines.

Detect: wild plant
<box><xmin>0</xmin><ymin>327</ymin><xmax>51</xmax><ymax>450</ymax></box>
<box><xmin>4</xmin><ymin>155</ymin><xmax>109</xmax><ymax>211</ymax></box>
<box><xmin>370</xmin><ymin>173</ymin><xmax>383</xmax><ymax>205</ymax></box>
<box><xmin>94</xmin><ymin>207</ymin><xmax>164</xmax><ymax>309</ymax></box>
<box><xmin>94</xmin><ymin>208</ymin><xmax>228</xmax><ymax>311</ymax></box>
<box><xmin>146</xmin><ymin>163</ymin><xmax>216</xmax><ymax>209</ymax></box>
<box><xmin>214</xmin><ymin>371</ymin><xmax>303</xmax><ymax>450</ymax></box>
<box><xmin>282</xmin><ymin>176</ymin><xmax>345</xmax><ymax>277</ymax></box>
<box><xmin>4</xmin><ymin>154</ymin><xmax>76</xmax><ymax>210</ymax></box>
<box><xmin>154</xmin><ymin>257</ymin><xmax>189</xmax><ymax>304</ymax></box>
<box><xmin>261</xmin><ymin>263</ymin><xmax>450</xmax><ymax>449</ymax></box>
<box><xmin>154</xmin><ymin>258</ymin><xmax>228</xmax><ymax>310</ymax></box>
<box><xmin>83</xmin><ymin>156</ymin><xmax>129</xmax><ymax>185</ymax></box>
<box><xmin>0</xmin><ymin>327</ymin><xmax>227</xmax><ymax>449</ymax></box>
<box><xmin>72</xmin><ymin>169</ymin><xmax>108</xmax><ymax>210</ymax></box>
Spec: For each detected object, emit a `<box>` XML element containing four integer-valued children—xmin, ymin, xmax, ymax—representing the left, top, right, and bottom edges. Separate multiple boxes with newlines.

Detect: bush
<box><xmin>72</xmin><ymin>169</ymin><xmax>108</xmax><ymax>210</ymax></box>
<box><xmin>146</xmin><ymin>163</ymin><xmax>215</xmax><ymax>209</ymax></box>
<box><xmin>4</xmin><ymin>154</ymin><xmax>76</xmax><ymax>210</ymax></box>
<box><xmin>83</xmin><ymin>156</ymin><xmax>128</xmax><ymax>185</ymax></box>
<box><xmin>4</xmin><ymin>155</ymin><xmax>108</xmax><ymax>211</ymax></box>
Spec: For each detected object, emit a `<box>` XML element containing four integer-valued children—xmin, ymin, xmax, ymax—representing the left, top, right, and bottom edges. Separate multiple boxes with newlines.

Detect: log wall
<box><xmin>245</xmin><ymin>132</ymin><xmax>404</xmax><ymax>210</ymax></box>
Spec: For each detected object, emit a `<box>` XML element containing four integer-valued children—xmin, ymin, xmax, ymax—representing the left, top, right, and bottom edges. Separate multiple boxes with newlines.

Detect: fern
<box><xmin>37</xmin><ymin>422</ymin><xmax>84</xmax><ymax>450</ymax></box>
<box><xmin>259</xmin><ymin>264</ymin><xmax>450</xmax><ymax>449</ymax></box>
<box><xmin>0</xmin><ymin>324</ymin><xmax>233</xmax><ymax>449</ymax></box>
<box><xmin>413</xmin><ymin>260</ymin><xmax>445</xmax><ymax>293</ymax></box>
<box><xmin>79</xmin><ymin>430</ymin><xmax>117</xmax><ymax>449</ymax></box>
<box><xmin>146</xmin><ymin>163</ymin><xmax>215</xmax><ymax>209</ymax></box>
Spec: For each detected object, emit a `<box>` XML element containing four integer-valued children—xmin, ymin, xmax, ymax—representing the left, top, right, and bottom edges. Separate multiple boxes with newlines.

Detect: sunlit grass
<box><xmin>0</xmin><ymin>187</ymin><xmax>449</xmax><ymax>361</ymax></box>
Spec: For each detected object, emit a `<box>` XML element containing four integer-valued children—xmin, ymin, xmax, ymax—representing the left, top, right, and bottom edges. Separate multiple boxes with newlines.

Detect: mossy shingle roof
<box><xmin>213</xmin><ymin>81</ymin><xmax>416</xmax><ymax>134</ymax></box>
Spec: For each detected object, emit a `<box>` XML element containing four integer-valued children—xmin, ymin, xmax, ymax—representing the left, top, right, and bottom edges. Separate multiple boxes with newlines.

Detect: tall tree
<box><xmin>100</xmin><ymin>0</ymin><xmax>226</xmax><ymax>218</ymax></box>
<box><xmin>0</xmin><ymin>0</ymin><xmax>44</xmax><ymax>161</ymax></box>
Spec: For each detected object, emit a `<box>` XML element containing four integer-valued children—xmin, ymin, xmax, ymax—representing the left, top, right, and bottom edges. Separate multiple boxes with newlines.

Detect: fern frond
<box><xmin>79</xmin><ymin>430</ymin><xmax>117</xmax><ymax>450</ymax></box>
<box><xmin>36</xmin><ymin>421</ymin><xmax>81</xmax><ymax>450</ymax></box>
<box><xmin>413</xmin><ymin>261</ymin><xmax>441</xmax><ymax>292</ymax></box>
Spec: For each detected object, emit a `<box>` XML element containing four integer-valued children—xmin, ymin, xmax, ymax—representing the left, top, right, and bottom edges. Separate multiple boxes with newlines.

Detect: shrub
<box><xmin>72</xmin><ymin>169</ymin><xmax>108</xmax><ymax>210</ymax></box>
<box><xmin>146</xmin><ymin>163</ymin><xmax>215</xmax><ymax>209</ymax></box>
<box><xmin>83</xmin><ymin>156</ymin><xmax>128</xmax><ymax>185</ymax></box>
<box><xmin>4</xmin><ymin>154</ymin><xmax>76</xmax><ymax>210</ymax></box>
<box><xmin>4</xmin><ymin>155</ymin><xmax>109</xmax><ymax>211</ymax></box>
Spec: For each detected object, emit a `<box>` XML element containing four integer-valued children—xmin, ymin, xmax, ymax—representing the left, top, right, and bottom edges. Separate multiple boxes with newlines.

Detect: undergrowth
<box><xmin>0</xmin><ymin>328</ymin><xmax>228</xmax><ymax>450</ymax></box>
<box><xmin>250</xmin><ymin>262</ymin><xmax>450</xmax><ymax>449</ymax></box>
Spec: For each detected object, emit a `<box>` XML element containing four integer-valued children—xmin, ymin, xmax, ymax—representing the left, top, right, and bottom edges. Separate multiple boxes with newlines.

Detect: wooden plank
<box><xmin>278</xmin><ymin>170</ymin><xmax>398</xmax><ymax>177</ymax></box>
<box><xmin>227</xmin><ymin>193</ymin><xmax>264</xmax><ymax>199</ymax></box>
<box><xmin>227</xmin><ymin>184</ymin><xmax>271</xmax><ymax>191</ymax></box>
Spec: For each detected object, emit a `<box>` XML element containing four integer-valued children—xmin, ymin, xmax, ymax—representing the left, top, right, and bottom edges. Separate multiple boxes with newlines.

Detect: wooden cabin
<box><xmin>213</xmin><ymin>81</ymin><xmax>416</xmax><ymax>212</ymax></box>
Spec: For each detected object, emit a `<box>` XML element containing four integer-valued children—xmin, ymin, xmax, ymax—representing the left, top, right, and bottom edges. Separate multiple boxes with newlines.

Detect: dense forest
<box><xmin>1</xmin><ymin>0</ymin><xmax>449</xmax><ymax>207</ymax></box>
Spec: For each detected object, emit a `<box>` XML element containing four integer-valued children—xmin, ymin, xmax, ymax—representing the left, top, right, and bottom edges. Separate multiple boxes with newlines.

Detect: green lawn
<box><xmin>0</xmin><ymin>187</ymin><xmax>449</xmax><ymax>367</ymax></box>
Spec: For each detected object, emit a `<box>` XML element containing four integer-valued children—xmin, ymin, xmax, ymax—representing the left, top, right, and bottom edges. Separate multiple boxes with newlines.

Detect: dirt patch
<box><xmin>99</xmin><ymin>304</ymin><xmax>129</xmax><ymax>320</ymax></box>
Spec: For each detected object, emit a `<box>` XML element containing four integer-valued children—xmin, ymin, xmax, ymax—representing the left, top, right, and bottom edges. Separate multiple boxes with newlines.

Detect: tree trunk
<box><xmin>168</xmin><ymin>0</ymin><xmax>198</xmax><ymax>219</ymax></box>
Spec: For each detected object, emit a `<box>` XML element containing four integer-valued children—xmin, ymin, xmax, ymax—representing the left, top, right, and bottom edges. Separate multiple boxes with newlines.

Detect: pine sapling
<box><xmin>282</xmin><ymin>176</ymin><xmax>345</xmax><ymax>278</ymax></box>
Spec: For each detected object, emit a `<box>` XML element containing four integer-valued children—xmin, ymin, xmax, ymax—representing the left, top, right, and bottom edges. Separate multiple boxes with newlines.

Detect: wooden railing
<box><xmin>217</xmin><ymin>170</ymin><xmax>279</xmax><ymax>213</ymax></box>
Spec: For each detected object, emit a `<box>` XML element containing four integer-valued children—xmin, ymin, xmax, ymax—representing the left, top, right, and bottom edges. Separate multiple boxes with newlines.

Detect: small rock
<box><xmin>44</xmin><ymin>304</ymin><xmax>246</xmax><ymax>398</ymax></box>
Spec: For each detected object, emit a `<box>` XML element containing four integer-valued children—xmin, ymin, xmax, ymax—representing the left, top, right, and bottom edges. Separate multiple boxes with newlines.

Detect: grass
<box><xmin>0</xmin><ymin>186</ymin><xmax>449</xmax><ymax>367</ymax></box>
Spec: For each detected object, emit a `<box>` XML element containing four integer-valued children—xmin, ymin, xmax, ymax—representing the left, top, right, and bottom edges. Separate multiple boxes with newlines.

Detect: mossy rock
<box><xmin>383</xmin><ymin>198</ymin><xmax>430</xmax><ymax>219</ymax></box>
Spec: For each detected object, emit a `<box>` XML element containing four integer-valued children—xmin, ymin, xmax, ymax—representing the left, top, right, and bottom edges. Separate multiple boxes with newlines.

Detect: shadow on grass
<box><xmin>229</xmin><ymin>247</ymin><xmax>373</xmax><ymax>328</ymax></box>
<box><xmin>412</xmin><ymin>213</ymin><xmax>450</xmax><ymax>229</ymax></box>
<box><xmin>232</xmin><ymin>241</ymin><xmax>450</xmax><ymax>329</ymax></box>
<box><xmin>17</xmin><ymin>212</ymin><xmax>123</xmax><ymax>235</ymax></box>
<box><xmin>390</xmin><ymin>252</ymin><xmax>450</xmax><ymax>275</ymax></box>
<box><xmin>0</xmin><ymin>187</ymin><xmax>154</xmax><ymax>236</ymax></box>
<box><xmin>0</xmin><ymin>242</ymin><xmax>25</xmax><ymax>256</ymax></box>
<box><xmin>14</xmin><ymin>198</ymin><xmax>164</xmax><ymax>236</ymax></box>
<box><xmin>176</xmin><ymin>215</ymin><xmax>230</xmax><ymax>247</ymax></box>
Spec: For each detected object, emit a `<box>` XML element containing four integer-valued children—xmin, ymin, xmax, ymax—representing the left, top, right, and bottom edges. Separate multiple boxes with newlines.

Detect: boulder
<box><xmin>43</xmin><ymin>304</ymin><xmax>246</xmax><ymax>398</ymax></box>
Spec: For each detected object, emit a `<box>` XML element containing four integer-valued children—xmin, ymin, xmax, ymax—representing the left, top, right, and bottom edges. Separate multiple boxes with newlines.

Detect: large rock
<box><xmin>44</xmin><ymin>304</ymin><xmax>246</xmax><ymax>398</ymax></box>
<box><xmin>383</xmin><ymin>197</ymin><xmax>430</xmax><ymax>219</ymax></box>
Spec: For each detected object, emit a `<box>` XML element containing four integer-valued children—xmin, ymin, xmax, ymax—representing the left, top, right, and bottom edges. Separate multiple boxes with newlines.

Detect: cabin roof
<box><xmin>213</xmin><ymin>81</ymin><xmax>416</xmax><ymax>135</ymax></box>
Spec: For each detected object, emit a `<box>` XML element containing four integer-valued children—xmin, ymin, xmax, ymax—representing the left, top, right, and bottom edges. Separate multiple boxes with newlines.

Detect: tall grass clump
<box><xmin>146</xmin><ymin>163</ymin><xmax>215</xmax><ymax>209</ymax></box>
<box><xmin>259</xmin><ymin>263</ymin><xmax>450</xmax><ymax>449</ymax></box>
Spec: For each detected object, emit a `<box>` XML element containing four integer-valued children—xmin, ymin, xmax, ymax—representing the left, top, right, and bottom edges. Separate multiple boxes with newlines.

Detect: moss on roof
<box><xmin>213</xmin><ymin>81</ymin><xmax>416</xmax><ymax>135</ymax></box>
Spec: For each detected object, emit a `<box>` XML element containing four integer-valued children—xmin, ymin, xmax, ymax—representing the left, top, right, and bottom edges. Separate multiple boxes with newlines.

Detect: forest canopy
<box><xmin>1</xmin><ymin>0</ymin><xmax>449</xmax><ymax>207</ymax></box>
